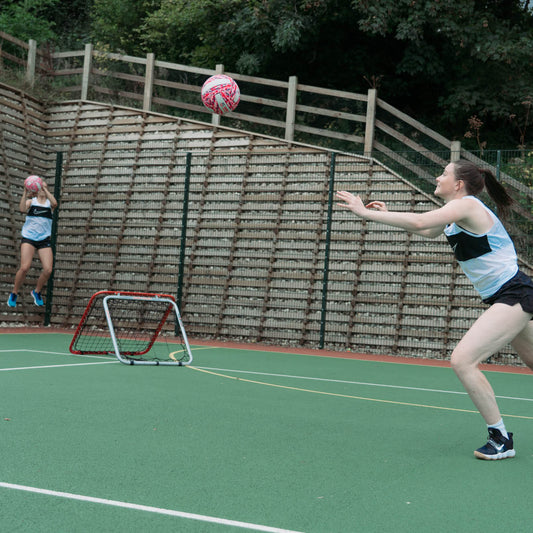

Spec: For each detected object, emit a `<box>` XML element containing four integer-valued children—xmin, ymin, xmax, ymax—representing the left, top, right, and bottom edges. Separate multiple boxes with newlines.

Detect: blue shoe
<box><xmin>31</xmin><ymin>290</ymin><xmax>44</xmax><ymax>306</ymax></box>
<box><xmin>474</xmin><ymin>428</ymin><xmax>515</xmax><ymax>460</ymax></box>
<box><xmin>7</xmin><ymin>293</ymin><xmax>17</xmax><ymax>308</ymax></box>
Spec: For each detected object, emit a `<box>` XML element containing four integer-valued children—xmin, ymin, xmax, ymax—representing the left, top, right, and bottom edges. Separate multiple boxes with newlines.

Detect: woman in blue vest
<box><xmin>336</xmin><ymin>159</ymin><xmax>533</xmax><ymax>460</ymax></box>
<box><xmin>8</xmin><ymin>177</ymin><xmax>58</xmax><ymax>309</ymax></box>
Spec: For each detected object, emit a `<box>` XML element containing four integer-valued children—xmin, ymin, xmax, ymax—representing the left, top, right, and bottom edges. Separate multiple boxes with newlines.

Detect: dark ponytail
<box><xmin>453</xmin><ymin>159</ymin><xmax>514</xmax><ymax>219</ymax></box>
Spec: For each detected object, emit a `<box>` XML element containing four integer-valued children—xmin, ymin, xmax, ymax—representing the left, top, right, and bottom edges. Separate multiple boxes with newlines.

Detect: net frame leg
<box><xmin>103</xmin><ymin>294</ymin><xmax>193</xmax><ymax>366</ymax></box>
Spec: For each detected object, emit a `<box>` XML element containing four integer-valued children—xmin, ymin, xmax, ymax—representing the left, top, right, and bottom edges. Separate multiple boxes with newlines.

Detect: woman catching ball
<box><xmin>8</xmin><ymin>176</ymin><xmax>58</xmax><ymax>309</ymax></box>
<box><xmin>336</xmin><ymin>159</ymin><xmax>533</xmax><ymax>460</ymax></box>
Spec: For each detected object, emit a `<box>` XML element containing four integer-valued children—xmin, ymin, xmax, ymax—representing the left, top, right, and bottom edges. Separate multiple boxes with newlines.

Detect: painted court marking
<box><xmin>0</xmin><ymin>350</ymin><xmax>117</xmax><ymax>372</ymax></box>
<box><xmin>1</xmin><ymin>349</ymin><xmax>532</xmax><ymax>404</ymax></box>
<box><xmin>0</xmin><ymin>482</ymin><xmax>303</xmax><ymax>533</ymax></box>
<box><xmin>189</xmin><ymin>366</ymin><xmax>533</xmax><ymax>420</ymax></box>
<box><xmin>195</xmin><ymin>366</ymin><xmax>533</xmax><ymax>404</ymax></box>
<box><xmin>0</xmin><ymin>361</ymin><xmax>117</xmax><ymax>372</ymax></box>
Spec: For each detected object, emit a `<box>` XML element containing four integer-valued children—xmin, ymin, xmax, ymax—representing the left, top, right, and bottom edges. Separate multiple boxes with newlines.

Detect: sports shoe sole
<box><xmin>474</xmin><ymin>449</ymin><xmax>516</xmax><ymax>460</ymax></box>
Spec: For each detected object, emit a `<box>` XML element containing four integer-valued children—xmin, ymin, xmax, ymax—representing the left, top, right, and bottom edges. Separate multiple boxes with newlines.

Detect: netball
<box><xmin>24</xmin><ymin>175</ymin><xmax>43</xmax><ymax>192</ymax></box>
<box><xmin>201</xmin><ymin>74</ymin><xmax>240</xmax><ymax>115</ymax></box>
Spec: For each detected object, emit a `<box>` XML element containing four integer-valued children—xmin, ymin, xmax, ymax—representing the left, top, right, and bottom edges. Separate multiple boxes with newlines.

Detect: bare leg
<box><xmin>510</xmin><ymin>321</ymin><xmax>533</xmax><ymax>371</ymax></box>
<box><xmin>450</xmin><ymin>303</ymin><xmax>532</xmax><ymax>425</ymax></box>
<box><xmin>35</xmin><ymin>247</ymin><xmax>54</xmax><ymax>293</ymax></box>
<box><xmin>13</xmin><ymin>243</ymin><xmax>36</xmax><ymax>294</ymax></box>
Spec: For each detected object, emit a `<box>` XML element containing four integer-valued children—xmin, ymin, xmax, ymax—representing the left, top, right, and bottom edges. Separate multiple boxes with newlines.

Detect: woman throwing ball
<box><xmin>336</xmin><ymin>159</ymin><xmax>533</xmax><ymax>460</ymax></box>
<box><xmin>8</xmin><ymin>176</ymin><xmax>58</xmax><ymax>308</ymax></box>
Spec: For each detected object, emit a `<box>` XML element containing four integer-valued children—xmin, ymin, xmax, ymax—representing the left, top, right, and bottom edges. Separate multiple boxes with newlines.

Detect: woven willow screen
<box><xmin>1</xmin><ymin>84</ymin><xmax>530</xmax><ymax>363</ymax></box>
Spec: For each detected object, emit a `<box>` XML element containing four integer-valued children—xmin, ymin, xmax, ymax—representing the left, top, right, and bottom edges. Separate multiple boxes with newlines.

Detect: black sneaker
<box><xmin>474</xmin><ymin>428</ymin><xmax>515</xmax><ymax>460</ymax></box>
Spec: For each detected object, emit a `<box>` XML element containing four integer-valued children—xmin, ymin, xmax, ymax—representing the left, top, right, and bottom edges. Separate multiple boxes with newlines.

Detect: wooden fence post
<box><xmin>364</xmin><ymin>88</ymin><xmax>377</xmax><ymax>157</ymax></box>
<box><xmin>143</xmin><ymin>52</ymin><xmax>155</xmax><ymax>111</ymax></box>
<box><xmin>451</xmin><ymin>141</ymin><xmax>461</xmax><ymax>161</ymax></box>
<box><xmin>25</xmin><ymin>39</ymin><xmax>37</xmax><ymax>87</ymax></box>
<box><xmin>81</xmin><ymin>43</ymin><xmax>93</xmax><ymax>100</ymax></box>
<box><xmin>285</xmin><ymin>75</ymin><xmax>298</xmax><ymax>142</ymax></box>
<box><xmin>211</xmin><ymin>64</ymin><xmax>225</xmax><ymax>127</ymax></box>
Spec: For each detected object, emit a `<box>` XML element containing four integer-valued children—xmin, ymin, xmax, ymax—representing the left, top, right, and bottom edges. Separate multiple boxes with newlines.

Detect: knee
<box><xmin>42</xmin><ymin>266</ymin><xmax>53</xmax><ymax>277</ymax></box>
<box><xmin>450</xmin><ymin>348</ymin><xmax>473</xmax><ymax>376</ymax></box>
<box><xmin>18</xmin><ymin>265</ymin><xmax>31</xmax><ymax>275</ymax></box>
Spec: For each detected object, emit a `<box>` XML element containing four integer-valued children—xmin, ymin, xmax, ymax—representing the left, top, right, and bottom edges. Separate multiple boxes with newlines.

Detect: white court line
<box><xmin>2</xmin><ymin>351</ymin><xmax>531</xmax><ymax>403</ymax></box>
<box><xmin>0</xmin><ymin>349</ymin><xmax>113</xmax><ymax>359</ymax></box>
<box><xmin>0</xmin><ymin>361</ymin><xmax>118</xmax><ymax>372</ymax></box>
<box><xmin>0</xmin><ymin>482</ymin><xmax>304</xmax><ymax>533</ymax></box>
<box><xmin>0</xmin><ymin>349</ymin><xmax>117</xmax><ymax>371</ymax></box>
<box><xmin>196</xmin><ymin>366</ymin><xmax>533</xmax><ymax>403</ymax></box>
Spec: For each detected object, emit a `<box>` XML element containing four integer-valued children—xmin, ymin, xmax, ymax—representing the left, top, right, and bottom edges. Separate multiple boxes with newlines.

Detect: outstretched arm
<box><xmin>366</xmin><ymin>200</ymin><xmax>440</xmax><ymax>237</ymax></box>
<box><xmin>335</xmin><ymin>191</ymin><xmax>455</xmax><ymax>239</ymax></box>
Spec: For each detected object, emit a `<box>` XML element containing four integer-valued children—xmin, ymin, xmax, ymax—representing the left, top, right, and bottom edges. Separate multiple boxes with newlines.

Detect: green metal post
<box><xmin>44</xmin><ymin>152</ymin><xmax>63</xmax><ymax>326</ymax></box>
<box><xmin>319</xmin><ymin>152</ymin><xmax>336</xmax><ymax>349</ymax></box>
<box><xmin>175</xmin><ymin>152</ymin><xmax>191</xmax><ymax>335</ymax></box>
<box><xmin>496</xmin><ymin>150</ymin><xmax>501</xmax><ymax>181</ymax></box>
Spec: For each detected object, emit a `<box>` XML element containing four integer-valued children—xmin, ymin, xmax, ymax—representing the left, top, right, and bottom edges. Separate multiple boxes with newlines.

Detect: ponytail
<box><xmin>481</xmin><ymin>168</ymin><xmax>513</xmax><ymax>220</ymax></box>
<box><xmin>453</xmin><ymin>160</ymin><xmax>514</xmax><ymax>219</ymax></box>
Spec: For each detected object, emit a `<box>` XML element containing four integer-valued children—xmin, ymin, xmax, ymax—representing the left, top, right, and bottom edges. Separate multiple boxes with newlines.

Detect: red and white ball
<box><xmin>25</xmin><ymin>175</ymin><xmax>43</xmax><ymax>192</ymax></box>
<box><xmin>201</xmin><ymin>75</ymin><xmax>240</xmax><ymax>115</ymax></box>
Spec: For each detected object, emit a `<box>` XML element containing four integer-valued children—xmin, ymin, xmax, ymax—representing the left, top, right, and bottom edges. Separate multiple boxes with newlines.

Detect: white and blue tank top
<box><xmin>21</xmin><ymin>198</ymin><xmax>53</xmax><ymax>241</ymax></box>
<box><xmin>443</xmin><ymin>196</ymin><xmax>518</xmax><ymax>299</ymax></box>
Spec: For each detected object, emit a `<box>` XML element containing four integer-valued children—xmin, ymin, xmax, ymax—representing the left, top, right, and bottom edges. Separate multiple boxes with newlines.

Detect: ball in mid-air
<box><xmin>24</xmin><ymin>175</ymin><xmax>43</xmax><ymax>192</ymax></box>
<box><xmin>201</xmin><ymin>75</ymin><xmax>240</xmax><ymax>115</ymax></box>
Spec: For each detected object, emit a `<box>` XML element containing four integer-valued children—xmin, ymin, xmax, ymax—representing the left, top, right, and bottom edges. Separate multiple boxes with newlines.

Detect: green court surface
<box><xmin>1</xmin><ymin>332</ymin><xmax>533</xmax><ymax>532</ymax></box>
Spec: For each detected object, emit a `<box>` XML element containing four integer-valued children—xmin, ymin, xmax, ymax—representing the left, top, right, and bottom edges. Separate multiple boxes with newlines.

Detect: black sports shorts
<box><xmin>21</xmin><ymin>236</ymin><xmax>51</xmax><ymax>250</ymax></box>
<box><xmin>483</xmin><ymin>270</ymin><xmax>533</xmax><ymax>316</ymax></box>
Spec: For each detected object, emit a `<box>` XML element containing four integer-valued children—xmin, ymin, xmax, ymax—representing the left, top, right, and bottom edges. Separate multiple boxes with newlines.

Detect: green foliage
<box><xmin>2</xmin><ymin>0</ymin><xmax>532</xmax><ymax>149</ymax></box>
<box><xmin>91</xmin><ymin>0</ymin><xmax>156</xmax><ymax>54</ymax></box>
<box><xmin>40</xmin><ymin>0</ymin><xmax>93</xmax><ymax>48</ymax></box>
<box><xmin>138</xmin><ymin>0</ymin><xmax>243</xmax><ymax>66</ymax></box>
<box><xmin>351</xmin><ymin>0</ymin><xmax>533</xmax><ymax>149</ymax></box>
<box><xmin>0</xmin><ymin>0</ymin><xmax>59</xmax><ymax>43</ymax></box>
<box><xmin>135</xmin><ymin>0</ymin><xmax>333</xmax><ymax>73</ymax></box>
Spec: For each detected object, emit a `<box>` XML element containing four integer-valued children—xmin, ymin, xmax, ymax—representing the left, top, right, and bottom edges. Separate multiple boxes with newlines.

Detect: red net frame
<box><xmin>69</xmin><ymin>291</ymin><xmax>192</xmax><ymax>365</ymax></box>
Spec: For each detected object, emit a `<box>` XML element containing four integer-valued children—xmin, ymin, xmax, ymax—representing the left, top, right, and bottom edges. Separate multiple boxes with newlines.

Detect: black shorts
<box><xmin>483</xmin><ymin>270</ymin><xmax>533</xmax><ymax>316</ymax></box>
<box><xmin>21</xmin><ymin>236</ymin><xmax>51</xmax><ymax>250</ymax></box>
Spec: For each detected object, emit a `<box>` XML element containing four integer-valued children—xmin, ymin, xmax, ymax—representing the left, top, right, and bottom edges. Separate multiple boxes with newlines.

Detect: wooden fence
<box><xmin>1</xmin><ymin>82</ymin><xmax>531</xmax><ymax>364</ymax></box>
<box><xmin>2</xmin><ymin>31</ymin><xmax>531</xmax><ymax>190</ymax></box>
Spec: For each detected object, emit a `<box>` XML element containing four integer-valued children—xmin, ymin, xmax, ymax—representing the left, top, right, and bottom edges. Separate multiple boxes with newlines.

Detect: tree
<box><xmin>3</xmin><ymin>0</ymin><xmax>531</xmax><ymax>148</ymax></box>
<box><xmin>351</xmin><ymin>0</ymin><xmax>533</xmax><ymax>147</ymax></box>
<box><xmin>139</xmin><ymin>0</ymin><xmax>244</xmax><ymax>66</ymax></box>
<box><xmin>41</xmin><ymin>0</ymin><xmax>94</xmax><ymax>48</ymax></box>
<box><xmin>0</xmin><ymin>0</ymin><xmax>59</xmax><ymax>44</ymax></box>
<box><xmin>134</xmin><ymin>0</ymin><xmax>532</xmax><ymax>147</ymax></box>
<box><xmin>90</xmin><ymin>0</ymin><xmax>156</xmax><ymax>53</ymax></box>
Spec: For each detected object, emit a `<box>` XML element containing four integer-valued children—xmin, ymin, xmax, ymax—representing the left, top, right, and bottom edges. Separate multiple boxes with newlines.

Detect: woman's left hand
<box><xmin>335</xmin><ymin>191</ymin><xmax>367</xmax><ymax>216</ymax></box>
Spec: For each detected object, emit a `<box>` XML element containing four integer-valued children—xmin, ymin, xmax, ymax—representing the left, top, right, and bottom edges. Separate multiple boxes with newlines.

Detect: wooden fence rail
<box><xmin>1</xmin><ymin>32</ymin><xmax>530</xmax><ymax>197</ymax></box>
<box><xmin>1</xmin><ymin>31</ymin><xmax>532</xmax><ymax>254</ymax></box>
<box><xmin>1</xmin><ymin>32</ymin><xmax>530</xmax><ymax>174</ymax></box>
<box><xmin>0</xmin><ymin>81</ymin><xmax>531</xmax><ymax>365</ymax></box>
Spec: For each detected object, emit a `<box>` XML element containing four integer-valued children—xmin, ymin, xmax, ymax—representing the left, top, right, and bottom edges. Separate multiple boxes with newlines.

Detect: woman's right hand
<box><xmin>366</xmin><ymin>200</ymin><xmax>388</xmax><ymax>212</ymax></box>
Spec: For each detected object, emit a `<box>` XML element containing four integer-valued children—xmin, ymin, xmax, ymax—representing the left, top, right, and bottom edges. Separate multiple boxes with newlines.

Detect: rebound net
<box><xmin>69</xmin><ymin>291</ymin><xmax>193</xmax><ymax>366</ymax></box>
